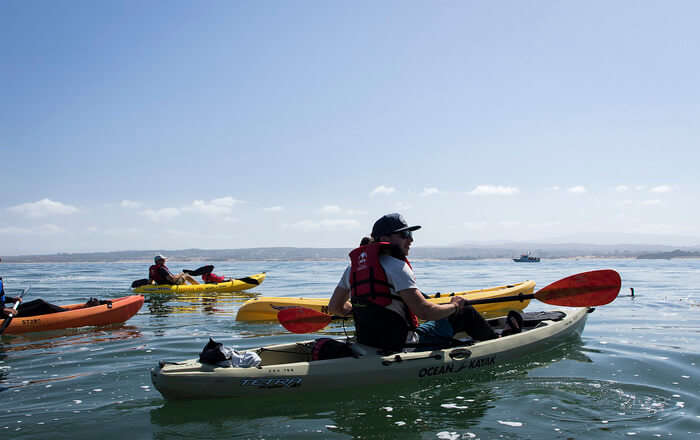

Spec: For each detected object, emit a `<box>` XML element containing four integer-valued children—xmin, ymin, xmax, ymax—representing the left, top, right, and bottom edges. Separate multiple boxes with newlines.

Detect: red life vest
<box><xmin>149</xmin><ymin>264</ymin><xmax>170</xmax><ymax>285</ymax></box>
<box><xmin>349</xmin><ymin>242</ymin><xmax>419</xmax><ymax>329</ymax></box>
<box><xmin>202</xmin><ymin>272</ymin><xmax>226</xmax><ymax>283</ymax></box>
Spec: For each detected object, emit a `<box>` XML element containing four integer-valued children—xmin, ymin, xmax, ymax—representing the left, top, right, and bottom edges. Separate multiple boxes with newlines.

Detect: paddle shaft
<box><xmin>463</xmin><ymin>292</ymin><xmax>534</xmax><ymax>306</ymax></box>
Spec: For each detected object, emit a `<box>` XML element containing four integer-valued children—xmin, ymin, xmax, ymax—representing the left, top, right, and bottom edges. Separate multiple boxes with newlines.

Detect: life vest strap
<box><xmin>351</xmin><ymin>278</ymin><xmax>393</xmax><ymax>288</ymax></box>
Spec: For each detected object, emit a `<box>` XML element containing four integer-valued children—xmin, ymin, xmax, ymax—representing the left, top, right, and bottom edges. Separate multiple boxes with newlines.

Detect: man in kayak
<box><xmin>328</xmin><ymin>213</ymin><xmax>519</xmax><ymax>352</ymax></box>
<box><xmin>149</xmin><ymin>255</ymin><xmax>199</xmax><ymax>285</ymax></box>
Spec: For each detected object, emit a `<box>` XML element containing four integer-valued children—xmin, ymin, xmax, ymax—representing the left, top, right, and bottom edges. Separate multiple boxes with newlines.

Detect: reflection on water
<box><xmin>0</xmin><ymin>325</ymin><xmax>147</xmax><ymax>405</ymax></box>
<box><xmin>146</xmin><ymin>290</ymin><xmax>260</xmax><ymax>317</ymax></box>
<box><xmin>1</xmin><ymin>373</ymin><xmax>88</xmax><ymax>392</ymax></box>
<box><xmin>1</xmin><ymin>326</ymin><xmax>143</xmax><ymax>353</ymax></box>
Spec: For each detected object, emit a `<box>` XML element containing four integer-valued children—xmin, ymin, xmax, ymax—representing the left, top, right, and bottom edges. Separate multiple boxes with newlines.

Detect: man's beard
<box><xmin>389</xmin><ymin>243</ymin><xmax>406</xmax><ymax>259</ymax></box>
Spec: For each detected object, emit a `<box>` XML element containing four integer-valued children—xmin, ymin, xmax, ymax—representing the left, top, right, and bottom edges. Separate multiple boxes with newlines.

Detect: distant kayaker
<box><xmin>149</xmin><ymin>255</ymin><xmax>199</xmax><ymax>285</ymax></box>
<box><xmin>328</xmin><ymin>213</ymin><xmax>520</xmax><ymax>352</ymax></box>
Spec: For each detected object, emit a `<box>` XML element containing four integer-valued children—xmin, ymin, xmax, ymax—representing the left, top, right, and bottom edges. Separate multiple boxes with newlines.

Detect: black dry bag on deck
<box><xmin>311</xmin><ymin>338</ymin><xmax>354</xmax><ymax>361</ymax></box>
<box><xmin>199</xmin><ymin>338</ymin><xmax>231</xmax><ymax>365</ymax></box>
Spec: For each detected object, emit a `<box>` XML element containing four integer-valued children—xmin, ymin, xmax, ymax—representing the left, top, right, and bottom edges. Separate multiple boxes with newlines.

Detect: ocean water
<box><xmin>1</xmin><ymin>258</ymin><xmax>699</xmax><ymax>439</ymax></box>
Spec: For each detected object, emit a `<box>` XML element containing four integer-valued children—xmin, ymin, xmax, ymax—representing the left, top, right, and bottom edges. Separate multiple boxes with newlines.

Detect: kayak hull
<box><xmin>235</xmin><ymin>280</ymin><xmax>535</xmax><ymax>321</ymax></box>
<box><xmin>4</xmin><ymin>295</ymin><xmax>144</xmax><ymax>334</ymax></box>
<box><xmin>133</xmin><ymin>272</ymin><xmax>266</xmax><ymax>294</ymax></box>
<box><xmin>152</xmin><ymin>307</ymin><xmax>589</xmax><ymax>400</ymax></box>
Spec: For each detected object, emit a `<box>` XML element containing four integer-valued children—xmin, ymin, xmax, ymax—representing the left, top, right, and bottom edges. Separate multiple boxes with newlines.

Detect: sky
<box><xmin>2</xmin><ymin>1</ymin><xmax>699</xmax><ymax>255</ymax></box>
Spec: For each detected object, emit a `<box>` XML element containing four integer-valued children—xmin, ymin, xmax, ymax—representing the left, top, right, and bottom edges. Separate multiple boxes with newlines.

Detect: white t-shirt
<box><xmin>337</xmin><ymin>254</ymin><xmax>417</xmax><ymax>325</ymax></box>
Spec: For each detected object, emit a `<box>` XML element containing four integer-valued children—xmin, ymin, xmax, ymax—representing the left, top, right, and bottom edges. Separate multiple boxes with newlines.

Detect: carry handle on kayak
<box><xmin>0</xmin><ymin>286</ymin><xmax>30</xmax><ymax>335</ymax></box>
<box><xmin>278</xmin><ymin>269</ymin><xmax>621</xmax><ymax>334</ymax></box>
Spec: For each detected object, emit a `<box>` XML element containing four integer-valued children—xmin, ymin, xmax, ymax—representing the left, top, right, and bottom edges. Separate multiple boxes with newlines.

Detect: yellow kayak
<box><xmin>133</xmin><ymin>272</ymin><xmax>266</xmax><ymax>294</ymax></box>
<box><xmin>235</xmin><ymin>280</ymin><xmax>534</xmax><ymax>321</ymax></box>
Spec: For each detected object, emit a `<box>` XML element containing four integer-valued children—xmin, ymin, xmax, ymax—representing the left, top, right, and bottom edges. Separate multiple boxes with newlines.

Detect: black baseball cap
<box><xmin>371</xmin><ymin>213</ymin><xmax>421</xmax><ymax>240</ymax></box>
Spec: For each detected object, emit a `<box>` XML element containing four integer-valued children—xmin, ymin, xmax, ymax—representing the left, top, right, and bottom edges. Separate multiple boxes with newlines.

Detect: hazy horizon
<box><xmin>3</xmin><ymin>236</ymin><xmax>698</xmax><ymax>260</ymax></box>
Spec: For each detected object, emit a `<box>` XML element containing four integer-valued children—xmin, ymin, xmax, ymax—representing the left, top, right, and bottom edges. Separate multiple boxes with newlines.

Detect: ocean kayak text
<box><xmin>418</xmin><ymin>357</ymin><xmax>495</xmax><ymax>377</ymax></box>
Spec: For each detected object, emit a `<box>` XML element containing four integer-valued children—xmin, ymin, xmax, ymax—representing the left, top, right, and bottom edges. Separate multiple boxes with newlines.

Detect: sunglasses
<box><xmin>393</xmin><ymin>230</ymin><xmax>413</xmax><ymax>239</ymax></box>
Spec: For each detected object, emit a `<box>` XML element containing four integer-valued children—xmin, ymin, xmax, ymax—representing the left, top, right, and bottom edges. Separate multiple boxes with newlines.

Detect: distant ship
<box><xmin>513</xmin><ymin>253</ymin><xmax>540</xmax><ymax>263</ymax></box>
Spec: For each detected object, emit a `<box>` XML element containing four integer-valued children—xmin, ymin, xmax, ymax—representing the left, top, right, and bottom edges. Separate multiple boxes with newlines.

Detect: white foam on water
<box><xmin>436</xmin><ymin>432</ymin><xmax>460</xmax><ymax>440</ymax></box>
<box><xmin>441</xmin><ymin>403</ymin><xmax>468</xmax><ymax>409</ymax></box>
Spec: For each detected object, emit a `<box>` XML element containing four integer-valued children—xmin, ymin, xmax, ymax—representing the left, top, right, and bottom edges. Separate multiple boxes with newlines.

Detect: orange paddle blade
<box><xmin>536</xmin><ymin>269</ymin><xmax>621</xmax><ymax>307</ymax></box>
<box><xmin>278</xmin><ymin>307</ymin><xmax>333</xmax><ymax>334</ymax></box>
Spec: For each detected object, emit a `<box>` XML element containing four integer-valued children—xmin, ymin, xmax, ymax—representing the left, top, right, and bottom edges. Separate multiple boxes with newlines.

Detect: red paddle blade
<box><xmin>277</xmin><ymin>307</ymin><xmax>332</xmax><ymax>334</ymax></box>
<box><xmin>536</xmin><ymin>269</ymin><xmax>621</xmax><ymax>307</ymax></box>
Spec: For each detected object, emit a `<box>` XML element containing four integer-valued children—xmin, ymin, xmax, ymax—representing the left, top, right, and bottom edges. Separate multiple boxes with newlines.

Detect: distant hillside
<box><xmin>3</xmin><ymin>242</ymin><xmax>699</xmax><ymax>263</ymax></box>
<box><xmin>1</xmin><ymin>248</ymin><xmax>349</xmax><ymax>263</ymax></box>
<box><xmin>636</xmin><ymin>249</ymin><xmax>700</xmax><ymax>259</ymax></box>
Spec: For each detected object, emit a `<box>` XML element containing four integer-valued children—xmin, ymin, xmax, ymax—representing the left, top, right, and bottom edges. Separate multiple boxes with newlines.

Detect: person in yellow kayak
<box><xmin>328</xmin><ymin>213</ymin><xmax>521</xmax><ymax>352</ymax></box>
<box><xmin>148</xmin><ymin>255</ymin><xmax>199</xmax><ymax>285</ymax></box>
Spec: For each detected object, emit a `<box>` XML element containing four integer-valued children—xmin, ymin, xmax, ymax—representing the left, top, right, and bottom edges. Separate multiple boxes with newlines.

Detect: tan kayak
<box><xmin>152</xmin><ymin>307</ymin><xmax>590</xmax><ymax>400</ymax></box>
<box><xmin>235</xmin><ymin>280</ymin><xmax>535</xmax><ymax>321</ymax></box>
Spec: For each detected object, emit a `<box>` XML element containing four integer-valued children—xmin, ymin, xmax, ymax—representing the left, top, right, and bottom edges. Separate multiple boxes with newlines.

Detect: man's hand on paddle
<box><xmin>450</xmin><ymin>296</ymin><xmax>466</xmax><ymax>310</ymax></box>
<box><xmin>2</xmin><ymin>296</ymin><xmax>21</xmax><ymax>317</ymax></box>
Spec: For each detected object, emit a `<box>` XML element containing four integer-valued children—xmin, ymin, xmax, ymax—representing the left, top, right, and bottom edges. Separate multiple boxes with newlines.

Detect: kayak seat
<box><xmin>487</xmin><ymin>311</ymin><xmax>565</xmax><ymax>329</ymax></box>
<box><xmin>521</xmin><ymin>311</ymin><xmax>565</xmax><ymax>325</ymax></box>
<box><xmin>311</xmin><ymin>338</ymin><xmax>355</xmax><ymax>360</ymax></box>
<box><xmin>131</xmin><ymin>278</ymin><xmax>151</xmax><ymax>288</ymax></box>
<box><xmin>352</xmin><ymin>301</ymin><xmax>409</xmax><ymax>353</ymax></box>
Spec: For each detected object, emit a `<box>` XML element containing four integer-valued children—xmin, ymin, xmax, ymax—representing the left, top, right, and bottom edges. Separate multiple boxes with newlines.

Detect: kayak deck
<box><xmin>4</xmin><ymin>295</ymin><xmax>145</xmax><ymax>335</ymax></box>
<box><xmin>235</xmin><ymin>280</ymin><xmax>535</xmax><ymax>321</ymax></box>
<box><xmin>133</xmin><ymin>272</ymin><xmax>266</xmax><ymax>294</ymax></box>
<box><xmin>152</xmin><ymin>307</ymin><xmax>590</xmax><ymax>400</ymax></box>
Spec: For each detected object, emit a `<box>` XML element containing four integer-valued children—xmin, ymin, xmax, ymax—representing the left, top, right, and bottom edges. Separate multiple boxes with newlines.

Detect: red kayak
<box><xmin>3</xmin><ymin>295</ymin><xmax>144</xmax><ymax>334</ymax></box>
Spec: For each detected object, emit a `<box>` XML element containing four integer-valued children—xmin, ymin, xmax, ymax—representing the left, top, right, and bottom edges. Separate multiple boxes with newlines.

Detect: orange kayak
<box><xmin>3</xmin><ymin>295</ymin><xmax>144</xmax><ymax>334</ymax></box>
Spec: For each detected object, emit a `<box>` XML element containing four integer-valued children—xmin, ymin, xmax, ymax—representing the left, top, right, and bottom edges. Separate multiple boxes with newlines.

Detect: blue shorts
<box><xmin>413</xmin><ymin>318</ymin><xmax>455</xmax><ymax>349</ymax></box>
